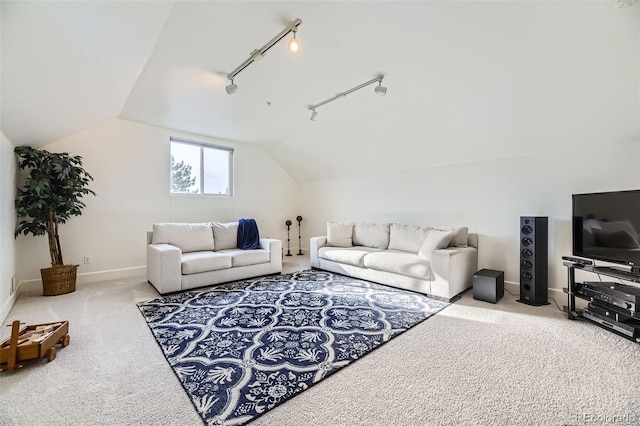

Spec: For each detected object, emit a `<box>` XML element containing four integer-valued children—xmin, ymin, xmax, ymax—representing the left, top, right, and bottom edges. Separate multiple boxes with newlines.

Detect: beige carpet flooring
<box><xmin>2</xmin><ymin>255</ymin><xmax>640</xmax><ymax>426</ymax></box>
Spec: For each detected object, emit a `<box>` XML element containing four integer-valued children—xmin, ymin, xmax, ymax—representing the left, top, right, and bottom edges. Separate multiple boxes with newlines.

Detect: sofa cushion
<box><xmin>181</xmin><ymin>251</ymin><xmax>231</xmax><ymax>274</ymax></box>
<box><xmin>352</xmin><ymin>223</ymin><xmax>390</xmax><ymax>249</ymax></box>
<box><xmin>152</xmin><ymin>223</ymin><xmax>214</xmax><ymax>253</ymax></box>
<box><xmin>388</xmin><ymin>223</ymin><xmax>431</xmax><ymax>253</ymax></box>
<box><xmin>363</xmin><ymin>250</ymin><xmax>432</xmax><ymax>280</ymax></box>
<box><xmin>218</xmin><ymin>249</ymin><xmax>270</xmax><ymax>267</ymax></box>
<box><xmin>318</xmin><ymin>246</ymin><xmax>382</xmax><ymax>267</ymax></box>
<box><xmin>418</xmin><ymin>229</ymin><xmax>453</xmax><ymax>260</ymax></box>
<box><xmin>327</xmin><ymin>222</ymin><xmax>353</xmax><ymax>247</ymax></box>
<box><xmin>212</xmin><ymin>222</ymin><xmax>239</xmax><ymax>250</ymax></box>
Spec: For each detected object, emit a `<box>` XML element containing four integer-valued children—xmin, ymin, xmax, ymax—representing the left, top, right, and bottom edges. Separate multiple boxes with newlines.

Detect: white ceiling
<box><xmin>2</xmin><ymin>1</ymin><xmax>638</xmax><ymax>181</ymax></box>
<box><xmin>1</xmin><ymin>1</ymin><xmax>174</xmax><ymax>145</ymax></box>
<box><xmin>116</xmin><ymin>1</ymin><xmax>424</xmax><ymax>145</ymax></box>
<box><xmin>1</xmin><ymin>1</ymin><xmax>405</xmax><ymax>146</ymax></box>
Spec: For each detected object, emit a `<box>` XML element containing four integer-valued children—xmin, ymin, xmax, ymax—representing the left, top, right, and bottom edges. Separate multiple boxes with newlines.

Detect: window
<box><xmin>170</xmin><ymin>137</ymin><xmax>233</xmax><ymax>196</ymax></box>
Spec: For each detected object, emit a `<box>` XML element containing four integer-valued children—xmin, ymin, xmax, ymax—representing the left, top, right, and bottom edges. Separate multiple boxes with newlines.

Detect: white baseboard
<box><xmin>76</xmin><ymin>266</ymin><xmax>147</xmax><ymax>284</ymax></box>
<box><xmin>15</xmin><ymin>266</ymin><xmax>147</xmax><ymax>296</ymax></box>
<box><xmin>1</xmin><ymin>289</ymin><xmax>20</xmax><ymax>324</ymax></box>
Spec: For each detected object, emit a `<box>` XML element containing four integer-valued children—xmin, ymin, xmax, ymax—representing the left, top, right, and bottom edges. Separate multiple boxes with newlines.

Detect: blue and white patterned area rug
<box><xmin>137</xmin><ymin>270</ymin><xmax>449</xmax><ymax>425</ymax></box>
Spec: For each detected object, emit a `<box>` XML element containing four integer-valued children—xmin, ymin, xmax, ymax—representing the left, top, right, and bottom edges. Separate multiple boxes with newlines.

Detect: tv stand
<box><xmin>592</xmin><ymin>265</ymin><xmax>640</xmax><ymax>283</ymax></box>
<box><xmin>563</xmin><ymin>261</ymin><xmax>640</xmax><ymax>343</ymax></box>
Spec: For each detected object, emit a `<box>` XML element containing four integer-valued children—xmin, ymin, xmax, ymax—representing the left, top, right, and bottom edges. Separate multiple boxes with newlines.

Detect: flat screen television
<box><xmin>573</xmin><ymin>189</ymin><xmax>640</xmax><ymax>270</ymax></box>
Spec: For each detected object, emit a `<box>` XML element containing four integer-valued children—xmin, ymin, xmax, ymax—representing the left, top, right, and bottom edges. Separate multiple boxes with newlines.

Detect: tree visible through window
<box><xmin>171</xmin><ymin>156</ymin><xmax>196</xmax><ymax>193</ymax></box>
<box><xmin>170</xmin><ymin>138</ymin><xmax>233</xmax><ymax>195</ymax></box>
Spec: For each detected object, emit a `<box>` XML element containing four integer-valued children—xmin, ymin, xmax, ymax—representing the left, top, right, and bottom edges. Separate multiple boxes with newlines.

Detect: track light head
<box><xmin>310</xmin><ymin>109</ymin><xmax>318</xmax><ymax>121</ymax></box>
<box><xmin>374</xmin><ymin>80</ymin><xmax>387</xmax><ymax>96</ymax></box>
<box><xmin>288</xmin><ymin>30</ymin><xmax>300</xmax><ymax>52</ymax></box>
<box><xmin>225</xmin><ymin>80</ymin><xmax>238</xmax><ymax>95</ymax></box>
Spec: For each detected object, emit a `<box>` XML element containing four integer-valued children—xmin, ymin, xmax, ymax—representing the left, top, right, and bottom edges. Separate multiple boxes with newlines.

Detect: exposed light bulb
<box><xmin>288</xmin><ymin>33</ymin><xmax>300</xmax><ymax>52</ymax></box>
<box><xmin>310</xmin><ymin>110</ymin><xmax>318</xmax><ymax>121</ymax></box>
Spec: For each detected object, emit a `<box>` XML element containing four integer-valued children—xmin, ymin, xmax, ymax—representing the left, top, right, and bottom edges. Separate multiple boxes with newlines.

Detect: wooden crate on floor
<box><xmin>0</xmin><ymin>320</ymin><xmax>70</xmax><ymax>372</ymax></box>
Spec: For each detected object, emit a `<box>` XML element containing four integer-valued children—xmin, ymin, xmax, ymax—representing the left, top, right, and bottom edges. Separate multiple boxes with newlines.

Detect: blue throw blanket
<box><xmin>237</xmin><ymin>218</ymin><xmax>260</xmax><ymax>250</ymax></box>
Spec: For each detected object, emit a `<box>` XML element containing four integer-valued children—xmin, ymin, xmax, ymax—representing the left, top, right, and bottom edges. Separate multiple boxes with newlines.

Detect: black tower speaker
<box><xmin>518</xmin><ymin>216</ymin><xmax>550</xmax><ymax>306</ymax></box>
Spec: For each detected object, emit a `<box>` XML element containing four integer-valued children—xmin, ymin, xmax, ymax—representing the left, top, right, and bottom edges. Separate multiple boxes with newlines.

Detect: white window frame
<box><xmin>170</xmin><ymin>137</ymin><xmax>234</xmax><ymax>196</ymax></box>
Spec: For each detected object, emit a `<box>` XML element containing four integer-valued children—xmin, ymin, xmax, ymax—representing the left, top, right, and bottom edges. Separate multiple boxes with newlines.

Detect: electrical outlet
<box><xmin>83</xmin><ymin>256</ymin><xmax>91</xmax><ymax>264</ymax></box>
<box><xmin>11</xmin><ymin>276</ymin><xmax>16</xmax><ymax>295</ymax></box>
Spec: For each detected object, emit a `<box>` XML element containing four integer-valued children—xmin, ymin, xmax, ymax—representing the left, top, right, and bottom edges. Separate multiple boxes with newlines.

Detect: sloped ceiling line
<box><xmin>117</xmin><ymin>1</ymin><xmax>177</xmax><ymax>120</ymax></box>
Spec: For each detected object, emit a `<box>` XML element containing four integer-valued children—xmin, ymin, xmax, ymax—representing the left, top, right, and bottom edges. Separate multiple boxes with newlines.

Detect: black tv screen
<box><xmin>573</xmin><ymin>189</ymin><xmax>640</xmax><ymax>267</ymax></box>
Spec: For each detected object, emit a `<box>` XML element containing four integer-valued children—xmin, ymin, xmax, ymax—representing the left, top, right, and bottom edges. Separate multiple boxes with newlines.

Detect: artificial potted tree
<box><xmin>14</xmin><ymin>146</ymin><xmax>96</xmax><ymax>296</ymax></box>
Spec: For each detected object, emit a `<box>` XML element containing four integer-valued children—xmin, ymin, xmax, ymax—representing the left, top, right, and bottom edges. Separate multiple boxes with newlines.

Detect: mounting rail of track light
<box><xmin>225</xmin><ymin>18</ymin><xmax>302</xmax><ymax>95</ymax></box>
<box><xmin>307</xmin><ymin>75</ymin><xmax>387</xmax><ymax>121</ymax></box>
<box><xmin>615</xmin><ymin>0</ymin><xmax>637</xmax><ymax>7</ymax></box>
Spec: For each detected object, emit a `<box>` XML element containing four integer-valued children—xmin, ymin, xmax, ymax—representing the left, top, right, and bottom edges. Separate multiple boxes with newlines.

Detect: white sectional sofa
<box><xmin>146</xmin><ymin>222</ymin><xmax>282</xmax><ymax>294</ymax></box>
<box><xmin>310</xmin><ymin>222</ymin><xmax>478</xmax><ymax>301</ymax></box>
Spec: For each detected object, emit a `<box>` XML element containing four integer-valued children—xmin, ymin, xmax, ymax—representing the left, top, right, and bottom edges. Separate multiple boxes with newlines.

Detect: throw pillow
<box><xmin>451</xmin><ymin>226</ymin><xmax>469</xmax><ymax>247</ymax></box>
<box><xmin>435</xmin><ymin>226</ymin><xmax>469</xmax><ymax>248</ymax></box>
<box><xmin>212</xmin><ymin>221</ymin><xmax>239</xmax><ymax>250</ymax></box>
<box><xmin>327</xmin><ymin>222</ymin><xmax>353</xmax><ymax>247</ymax></box>
<box><xmin>419</xmin><ymin>229</ymin><xmax>453</xmax><ymax>260</ymax></box>
<box><xmin>388</xmin><ymin>223</ymin><xmax>431</xmax><ymax>253</ymax></box>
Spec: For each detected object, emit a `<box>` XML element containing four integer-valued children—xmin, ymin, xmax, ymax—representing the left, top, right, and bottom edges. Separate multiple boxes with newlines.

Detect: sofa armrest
<box><xmin>147</xmin><ymin>243</ymin><xmax>182</xmax><ymax>294</ymax></box>
<box><xmin>260</xmin><ymin>238</ymin><xmax>283</xmax><ymax>271</ymax></box>
<box><xmin>430</xmin><ymin>246</ymin><xmax>478</xmax><ymax>300</ymax></box>
<box><xmin>259</xmin><ymin>237</ymin><xmax>279</xmax><ymax>252</ymax></box>
<box><xmin>310</xmin><ymin>236</ymin><xmax>327</xmax><ymax>268</ymax></box>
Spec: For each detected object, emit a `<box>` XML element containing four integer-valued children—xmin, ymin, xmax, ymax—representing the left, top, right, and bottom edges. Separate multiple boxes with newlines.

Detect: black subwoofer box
<box><xmin>473</xmin><ymin>269</ymin><xmax>504</xmax><ymax>304</ymax></box>
<box><xmin>518</xmin><ymin>216</ymin><xmax>550</xmax><ymax>306</ymax></box>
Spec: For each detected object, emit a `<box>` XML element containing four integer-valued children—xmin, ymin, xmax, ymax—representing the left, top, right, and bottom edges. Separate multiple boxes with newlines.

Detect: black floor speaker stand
<box><xmin>285</xmin><ymin>220</ymin><xmax>292</xmax><ymax>256</ymax></box>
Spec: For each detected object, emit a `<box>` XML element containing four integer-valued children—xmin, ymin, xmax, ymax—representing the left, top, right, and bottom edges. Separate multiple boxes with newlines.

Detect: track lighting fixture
<box><xmin>225</xmin><ymin>79</ymin><xmax>238</xmax><ymax>95</ymax></box>
<box><xmin>288</xmin><ymin>28</ymin><xmax>300</xmax><ymax>52</ymax></box>
<box><xmin>249</xmin><ymin>49</ymin><xmax>264</xmax><ymax>62</ymax></box>
<box><xmin>225</xmin><ymin>18</ymin><xmax>302</xmax><ymax>95</ymax></box>
<box><xmin>307</xmin><ymin>75</ymin><xmax>387</xmax><ymax>121</ymax></box>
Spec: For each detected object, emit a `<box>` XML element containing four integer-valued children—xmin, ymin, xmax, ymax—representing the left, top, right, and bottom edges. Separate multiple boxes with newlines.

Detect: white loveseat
<box><xmin>147</xmin><ymin>222</ymin><xmax>282</xmax><ymax>294</ymax></box>
<box><xmin>310</xmin><ymin>222</ymin><xmax>478</xmax><ymax>301</ymax></box>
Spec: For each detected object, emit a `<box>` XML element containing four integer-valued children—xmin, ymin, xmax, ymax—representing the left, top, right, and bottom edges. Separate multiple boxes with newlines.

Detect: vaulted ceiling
<box><xmin>2</xmin><ymin>1</ymin><xmax>638</xmax><ymax>181</ymax></box>
<box><xmin>1</xmin><ymin>1</ymin><xmax>402</xmax><ymax>146</ymax></box>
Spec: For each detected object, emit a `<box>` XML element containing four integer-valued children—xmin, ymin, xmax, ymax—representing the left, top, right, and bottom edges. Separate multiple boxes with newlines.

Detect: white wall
<box><xmin>1</xmin><ymin>131</ymin><xmax>17</xmax><ymax>322</ymax></box>
<box><xmin>288</xmin><ymin>3</ymin><xmax>640</xmax><ymax>298</ymax></box>
<box><xmin>299</xmin><ymin>142</ymin><xmax>640</xmax><ymax>295</ymax></box>
<box><xmin>15</xmin><ymin>119</ymin><xmax>298</xmax><ymax>283</ymax></box>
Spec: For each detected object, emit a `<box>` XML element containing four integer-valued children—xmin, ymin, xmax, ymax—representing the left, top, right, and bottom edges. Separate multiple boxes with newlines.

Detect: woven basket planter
<box><xmin>41</xmin><ymin>265</ymin><xmax>78</xmax><ymax>296</ymax></box>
